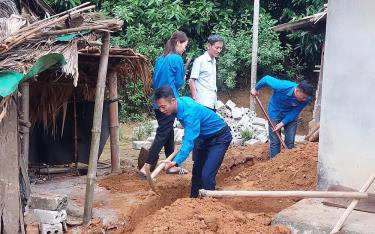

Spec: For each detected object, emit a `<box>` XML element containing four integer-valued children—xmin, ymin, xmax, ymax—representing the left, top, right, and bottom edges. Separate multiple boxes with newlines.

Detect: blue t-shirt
<box><xmin>152</xmin><ymin>53</ymin><xmax>185</xmax><ymax>109</ymax></box>
<box><xmin>255</xmin><ymin>75</ymin><xmax>311</xmax><ymax>125</ymax></box>
<box><xmin>173</xmin><ymin>97</ymin><xmax>226</xmax><ymax>165</ymax></box>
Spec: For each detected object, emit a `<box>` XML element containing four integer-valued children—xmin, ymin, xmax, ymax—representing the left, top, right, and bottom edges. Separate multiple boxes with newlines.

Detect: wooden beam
<box><xmin>0</xmin><ymin>98</ymin><xmax>24</xmax><ymax>233</ymax></box>
<box><xmin>107</xmin><ymin>71</ymin><xmax>121</xmax><ymax>173</ymax></box>
<box><xmin>199</xmin><ymin>190</ymin><xmax>368</xmax><ymax>199</ymax></box>
<box><xmin>83</xmin><ymin>32</ymin><xmax>110</xmax><ymax>224</ymax></box>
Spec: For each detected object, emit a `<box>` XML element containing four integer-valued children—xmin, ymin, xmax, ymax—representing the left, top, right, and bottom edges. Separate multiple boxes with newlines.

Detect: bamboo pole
<box><xmin>73</xmin><ymin>94</ymin><xmax>79</xmax><ymax>171</ymax></box>
<box><xmin>83</xmin><ymin>32</ymin><xmax>110</xmax><ymax>224</ymax></box>
<box><xmin>250</xmin><ymin>0</ymin><xmax>260</xmax><ymax>112</ymax></box>
<box><xmin>20</xmin><ymin>82</ymin><xmax>30</xmax><ymax>198</ymax></box>
<box><xmin>107</xmin><ymin>71</ymin><xmax>120</xmax><ymax>173</ymax></box>
<box><xmin>199</xmin><ymin>190</ymin><xmax>368</xmax><ymax>199</ymax></box>
<box><xmin>330</xmin><ymin>173</ymin><xmax>375</xmax><ymax>233</ymax></box>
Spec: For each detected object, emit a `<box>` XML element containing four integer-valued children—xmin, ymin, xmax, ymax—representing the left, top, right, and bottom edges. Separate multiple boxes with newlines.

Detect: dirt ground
<box><xmin>65</xmin><ymin>88</ymin><xmax>317</xmax><ymax>233</ymax></box>
<box><xmin>76</xmin><ymin>142</ymin><xmax>318</xmax><ymax>233</ymax></box>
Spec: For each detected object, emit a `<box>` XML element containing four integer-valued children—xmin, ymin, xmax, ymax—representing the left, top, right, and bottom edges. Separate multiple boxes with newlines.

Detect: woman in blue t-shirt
<box><xmin>140</xmin><ymin>31</ymin><xmax>189</xmax><ymax>176</ymax></box>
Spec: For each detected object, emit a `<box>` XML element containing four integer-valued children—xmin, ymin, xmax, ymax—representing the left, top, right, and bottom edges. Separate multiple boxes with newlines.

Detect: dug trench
<box><xmin>86</xmin><ymin>142</ymin><xmax>318</xmax><ymax>233</ymax></box>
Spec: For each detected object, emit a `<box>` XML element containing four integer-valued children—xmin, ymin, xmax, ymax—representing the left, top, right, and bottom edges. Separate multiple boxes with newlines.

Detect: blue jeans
<box><xmin>191</xmin><ymin>126</ymin><xmax>232</xmax><ymax>198</ymax></box>
<box><xmin>269</xmin><ymin>118</ymin><xmax>298</xmax><ymax>159</ymax></box>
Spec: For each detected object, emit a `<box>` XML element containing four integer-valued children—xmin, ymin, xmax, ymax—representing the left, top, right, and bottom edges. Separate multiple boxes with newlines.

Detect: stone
<box><xmin>28</xmin><ymin>194</ymin><xmax>68</xmax><ymax>211</ymax></box>
<box><xmin>231</xmin><ymin>107</ymin><xmax>242</xmax><ymax>120</ymax></box>
<box><xmin>252</xmin><ymin>117</ymin><xmax>267</xmax><ymax>126</ymax></box>
<box><xmin>256</xmin><ymin>132</ymin><xmax>268</xmax><ymax>143</ymax></box>
<box><xmin>244</xmin><ymin>139</ymin><xmax>261</xmax><ymax>146</ymax></box>
<box><xmin>39</xmin><ymin>223</ymin><xmax>63</xmax><ymax>234</ymax></box>
<box><xmin>225</xmin><ymin>100</ymin><xmax>236</xmax><ymax>110</ymax></box>
<box><xmin>31</xmin><ymin>209</ymin><xmax>67</xmax><ymax>224</ymax></box>
<box><xmin>132</xmin><ymin>141</ymin><xmax>152</xmax><ymax>150</ymax></box>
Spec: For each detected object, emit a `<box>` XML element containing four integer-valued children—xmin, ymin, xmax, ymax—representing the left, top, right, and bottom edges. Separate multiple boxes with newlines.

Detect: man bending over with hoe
<box><xmin>250</xmin><ymin>75</ymin><xmax>313</xmax><ymax>159</ymax></box>
<box><xmin>155</xmin><ymin>86</ymin><xmax>232</xmax><ymax>197</ymax></box>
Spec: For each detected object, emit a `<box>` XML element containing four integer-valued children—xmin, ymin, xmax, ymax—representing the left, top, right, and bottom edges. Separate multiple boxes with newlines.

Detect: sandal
<box><xmin>166</xmin><ymin>167</ymin><xmax>189</xmax><ymax>175</ymax></box>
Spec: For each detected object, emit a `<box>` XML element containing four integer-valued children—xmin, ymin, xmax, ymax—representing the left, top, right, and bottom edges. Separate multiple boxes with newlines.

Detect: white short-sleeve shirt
<box><xmin>190</xmin><ymin>52</ymin><xmax>217</xmax><ymax>109</ymax></box>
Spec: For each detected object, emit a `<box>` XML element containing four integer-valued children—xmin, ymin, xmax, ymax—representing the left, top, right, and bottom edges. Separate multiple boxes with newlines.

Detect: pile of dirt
<box><xmin>133</xmin><ymin>198</ymin><xmax>291</xmax><ymax>234</ymax></box>
<box><xmin>99</xmin><ymin>170</ymin><xmax>150</xmax><ymax>193</ymax></box>
<box><xmin>223</xmin><ymin>142</ymin><xmax>318</xmax><ymax>191</ymax></box>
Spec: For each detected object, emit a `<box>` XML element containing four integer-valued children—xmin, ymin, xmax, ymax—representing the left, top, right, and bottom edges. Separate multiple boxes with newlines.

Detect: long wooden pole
<box><xmin>250</xmin><ymin>0</ymin><xmax>260</xmax><ymax>112</ymax></box>
<box><xmin>255</xmin><ymin>95</ymin><xmax>288</xmax><ymax>149</ymax></box>
<box><xmin>199</xmin><ymin>190</ymin><xmax>368</xmax><ymax>199</ymax></box>
<box><xmin>108</xmin><ymin>71</ymin><xmax>121</xmax><ymax>173</ymax></box>
<box><xmin>330</xmin><ymin>173</ymin><xmax>375</xmax><ymax>233</ymax></box>
<box><xmin>83</xmin><ymin>32</ymin><xmax>110</xmax><ymax>224</ymax></box>
<box><xmin>20</xmin><ymin>82</ymin><xmax>31</xmax><ymax>199</ymax></box>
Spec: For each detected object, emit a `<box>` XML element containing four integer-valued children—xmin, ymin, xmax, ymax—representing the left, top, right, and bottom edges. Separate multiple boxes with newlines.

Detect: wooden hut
<box><xmin>0</xmin><ymin>1</ymin><xmax>152</xmax><ymax>231</ymax></box>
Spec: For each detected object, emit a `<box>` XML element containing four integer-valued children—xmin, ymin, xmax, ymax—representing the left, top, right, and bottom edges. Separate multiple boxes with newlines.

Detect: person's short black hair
<box><xmin>154</xmin><ymin>85</ymin><xmax>175</xmax><ymax>101</ymax></box>
<box><xmin>208</xmin><ymin>35</ymin><xmax>224</xmax><ymax>45</ymax></box>
<box><xmin>297</xmin><ymin>80</ymin><xmax>314</xmax><ymax>96</ymax></box>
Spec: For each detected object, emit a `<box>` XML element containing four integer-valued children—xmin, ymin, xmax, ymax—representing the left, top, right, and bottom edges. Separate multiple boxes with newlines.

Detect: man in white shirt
<box><xmin>189</xmin><ymin>35</ymin><xmax>224</xmax><ymax>111</ymax></box>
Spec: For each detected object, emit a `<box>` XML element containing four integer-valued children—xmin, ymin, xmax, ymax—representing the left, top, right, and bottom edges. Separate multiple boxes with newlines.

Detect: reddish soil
<box><xmin>132</xmin><ymin>198</ymin><xmax>291</xmax><ymax>234</ymax></box>
<box><xmin>79</xmin><ymin>142</ymin><xmax>318</xmax><ymax>233</ymax></box>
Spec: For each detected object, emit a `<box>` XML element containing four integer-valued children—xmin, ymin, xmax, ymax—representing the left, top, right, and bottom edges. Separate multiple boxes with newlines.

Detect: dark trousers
<box><xmin>145</xmin><ymin>109</ymin><xmax>175</xmax><ymax>165</ymax></box>
<box><xmin>269</xmin><ymin>118</ymin><xmax>298</xmax><ymax>159</ymax></box>
<box><xmin>191</xmin><ymin>126</ymin><xmax>232</xmax><ymax>198</ymax></box>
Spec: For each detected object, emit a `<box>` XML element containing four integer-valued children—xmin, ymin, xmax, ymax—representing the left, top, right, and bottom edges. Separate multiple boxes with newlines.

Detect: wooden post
<box><xmin>312</xmin><ymin>43</ymin><xmax>325</xmax><ymax>123</ymax></box>
<box><xmin>250</xmin><ymin>0</ymin><xmax>260</xmax><ymax>112</ymax></box>
<box><xmin>21</xmin><ymin>82</ymin><xmax>30</xmax><ymax>170</ymax></box>
<box><xmin>83</xmin><ymin>32</ymin><xmax>110</xmax><ymax>224</ymax></box>
<box><xmin>107</xmin><ymin>71</ymin><xmax>121</xmax><ymax>173</ymax></box>
<box><xmin>199</xmin><ymin>190</ymin><xmax>368</xmax><ymax>199</ymax></box>
<box><xmin>0</xmin><ymin>98</ymin><xmax>24</xmax><ymax>233</ymax></box>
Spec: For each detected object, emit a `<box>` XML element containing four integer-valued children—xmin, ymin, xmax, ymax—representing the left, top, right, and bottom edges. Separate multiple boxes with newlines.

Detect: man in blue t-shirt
<box><xmin>155</xmin><ymin>86</ymin><xmax>232</xmax><ymax>198</ymax></box>
<box><xmin>251</xmin><ymin>75</ymin><xmax>313</xmax><ymax>159</ymax></box>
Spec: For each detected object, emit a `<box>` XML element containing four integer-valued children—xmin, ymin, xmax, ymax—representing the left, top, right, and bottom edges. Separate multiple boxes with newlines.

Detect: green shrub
<box><xmin>240</xmin><ymin>128</ymin><xmax>254</xmax><ymax>142</ymax></box>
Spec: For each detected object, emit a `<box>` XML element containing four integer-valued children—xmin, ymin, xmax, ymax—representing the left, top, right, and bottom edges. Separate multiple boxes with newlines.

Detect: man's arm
<box><xmin>255</xmin><ymin>75</ymin><xmax>287</xmax><ymax>91</ymax></box>
<box><xmin>173</xmin><ymin>116</ymin><xmax>200</xmax><ymax>166</ymax></box>
<box><xmin>189</xmin><ymin>79</ymin><xmax>199</xmax><ymax>101</ymax></box>
<box><xmin>281</xmin><ymin>102</ymin><xmax>309</xmax><ymax>126</ymax></box>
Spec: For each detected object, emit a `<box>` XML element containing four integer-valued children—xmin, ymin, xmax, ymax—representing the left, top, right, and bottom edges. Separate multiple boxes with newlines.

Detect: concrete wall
<box><xmin>318</xmin><ymin>0</ymin><xmax>375</xmax><ymax>193</ymax></box>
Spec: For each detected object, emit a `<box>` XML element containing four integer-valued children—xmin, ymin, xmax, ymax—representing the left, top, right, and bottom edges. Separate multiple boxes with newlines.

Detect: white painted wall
<box><xmin>318</xmin><ymin>0</ymin><xmax>375</xmax><ymax>192</ymax></box>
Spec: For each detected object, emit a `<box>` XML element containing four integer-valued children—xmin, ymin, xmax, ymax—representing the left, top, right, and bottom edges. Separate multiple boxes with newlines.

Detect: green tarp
<box><xmin>0</xmin><ymin>53</ymin><xmax>66</xmax><ymax>97</ymax></box>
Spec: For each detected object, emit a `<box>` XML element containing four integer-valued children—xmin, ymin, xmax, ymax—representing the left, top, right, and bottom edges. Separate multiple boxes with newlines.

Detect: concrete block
<box><xmin>231</xmin><ymin>107</ymin><xmax>242</xmax><ymax>120</ymax></box>
<box><xmin>28</xmin><ymin>194</ymin><xmax>68</xmax><ymax>211</ymax></box>
<box><xmin>146</xmin><ymin>136</ymin><xmax>155</xmax><ymax>143</ymax></box>
<box><xmin>252</xmin><ymin>117</ymin><xmax>267</xmax><ymax>126</ymax></box>
<box><xmin>31</xmin><ymin>209</ymin><xmax>67</xmax><ymax>224</ymax></box>
<box><xmin>173</xmin><ymin>119</ymin><xmax>182</xmax><ymax>128</ymax></box>
<box><xmin>231</xmin><ymin>137</ymin><xmax>243</xmax><ymax>145</ymax></box>
<box><xmin>224</xmin><ymin>108</ymin><xmax>232</xmax><ymax>118</ymax></box>
<box><xmin>273</xmin><ymin>198</ymin><xmax>375</xmax><ymax>234</ymax></box>
<box><xmin>225</xmin><ymin>100</ymin><xmax>236</xmax><ymax>110</ymax></box>
<box><xmin>216</xmin><ymin>100</ymin><xmax>225</xmax><ymax>111</ymax></box>
<box><xmin>39</xmin><ymin>223</ymin><xmax>63</xmax><ymax>234</ymax></box>
<box><xmin>174</xmin><ymin>128</ymin><xmax>184</xmax><ymax>144</ymax></box>
<box><xmin>244</xmin><ymin>139</ymin><xmax>261</xmax><ymax>146</ymax></box>
<box><xmin>256</xmin><ymin>132</ymin><xmax>268</xmax><ymax>143</ymax></box>
<box><xmin>241</xmin><ymin>107</ymin><xmax>250</xmax><ymax>116</ymax></box>
<box><xmin>253</xmin><ymin>125</ymin><xmax>266</xmax><ymax>134</ymax></box>
<box><xmin>132</xmin><ymin>141</ymin><xmax>152</xmax><ymax>150</ymax></box>
<box><xmin>295</xmin><ymin>135</ymin><xmax>306</xmax><ymax>144</ymax></box>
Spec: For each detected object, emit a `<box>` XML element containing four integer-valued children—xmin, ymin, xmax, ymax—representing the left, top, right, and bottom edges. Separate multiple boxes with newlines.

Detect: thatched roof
<box><xmin>0</xmin><ymin>2</ymin><xmax>152</xmax><ymax>126</ymax></box>
<box><xmin>272</xmin><ymin>6</ymin><xmax>327</xmax><ymax>33</ymax></box>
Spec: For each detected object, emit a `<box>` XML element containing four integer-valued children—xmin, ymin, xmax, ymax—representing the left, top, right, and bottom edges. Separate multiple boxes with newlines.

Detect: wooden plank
<box><xmin>0</xmin><ymin>98</ymin><xmax>23</xmax><ymax>233</ymax></box>
<box><xmin>323</xmin><ymin>185</ymin><xmax>375</xmax><ymax>214</ymax></box>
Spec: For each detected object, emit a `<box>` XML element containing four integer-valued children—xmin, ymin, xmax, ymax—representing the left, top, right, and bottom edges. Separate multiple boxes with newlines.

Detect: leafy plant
<box><xmin>240</xmin><ymin>128</ymin><xmax>253</xmax><ymax>142</ymax></box>
<box><xmin>132</xmin><ymin>120</ymin><xmax>154</xmax><ymax>141</ymax></box>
